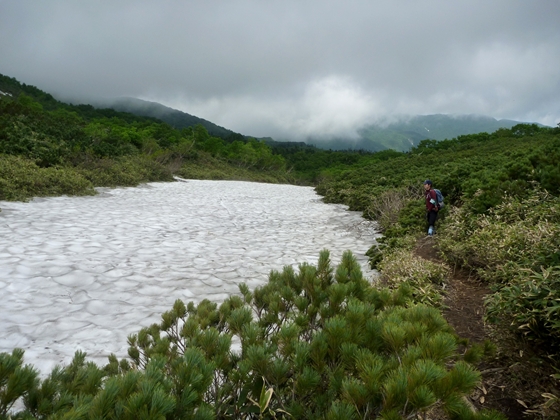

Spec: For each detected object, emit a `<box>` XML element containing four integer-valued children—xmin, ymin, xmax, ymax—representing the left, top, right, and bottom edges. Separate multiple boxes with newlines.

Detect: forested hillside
<box><xmin>88</xmin><ymin>97</ymin><xmax>247</xmax><ymax>141</ymax></box>
<box><xmin>1</xmin><ymin>73</ymin><xmax>560</xmax><ymax>417</ymax></box>
<box><xmin>0</xmin><ymin>73</ymin><xmax>293</xmax><ymax>202</ymax></box>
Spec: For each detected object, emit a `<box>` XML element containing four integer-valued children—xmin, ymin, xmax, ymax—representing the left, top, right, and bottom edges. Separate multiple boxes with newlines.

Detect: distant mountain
<box><xmin>353</xmin><ymin>114</ymin><xmax>542</xmax><ymax>151</ymax></box>
<box><xmin>89</xmin><ymin>97</ymin><xmax>246</xmax><ymax>141</ymax></box>
<box><xmin>303</xmin><ymin>114</ymin><xmax>546</xmax><ymax>152</ymax></box>
<box><xmin>105</xmin><ymin>98</ymin><xmax>546</xmax><ymax>152</ymax></box>
<box><xmin>1</xmin><ymin>72</ymin><xmax>544</xmax><ymax>152</ymax></box>
<box><xmin>0</xmin><ymin>74</ymin><xmax>255</xmax><ymax>143</ymax></box>
<box><xmin>84</xmin><ymin>96</ymin><xmax>545</xmax><ymax>152</ymax></box>
<box><xmin>65</xmin><ymin>93</ymin><xmax>548</xmax><ymax>152</ymax></box>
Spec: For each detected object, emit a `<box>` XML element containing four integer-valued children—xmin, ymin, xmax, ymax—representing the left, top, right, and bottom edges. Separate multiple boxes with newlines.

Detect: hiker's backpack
<box><xmin>434</xmin><ymin>189</ymin><xmax>444</xmax><ymax>208</ymax></box>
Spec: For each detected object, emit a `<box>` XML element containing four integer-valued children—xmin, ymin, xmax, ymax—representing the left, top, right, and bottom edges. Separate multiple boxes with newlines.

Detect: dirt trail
<box><xmin>414</xmin><ymin>237</ymin><xmax>489</xmax><ymax>345</ymax></box>
<box><xmin>414</xmin><ymin>237</ymin><xmax>543</xmax><ymax>419</ymax></box>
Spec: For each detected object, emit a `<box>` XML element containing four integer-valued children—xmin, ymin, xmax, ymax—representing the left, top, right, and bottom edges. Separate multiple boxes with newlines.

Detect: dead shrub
<box><xmin>365</xmin><ymin>185</ymin><xmax>419</xmax><ymax>231</ymax></box>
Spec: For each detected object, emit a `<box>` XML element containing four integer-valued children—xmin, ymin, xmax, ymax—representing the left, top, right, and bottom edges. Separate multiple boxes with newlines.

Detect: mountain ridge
<box><xmin>87</xmin><ymin>97</ymin><xmax>247</xmax><ymax>141</ymax></box>
<box><xmin>91</xmin><ymin>96</ymin><xmax>545</xmax><ymax>152</ymax></box>
<box><xmin>0</xmin><ymin>72</ymin><xmax>545</xmax><ymax>152</ymax></box>
<box><xmin>307</xmin><ymin>114</ymin><xmax>545</xmax><ymax>152</ymax></box>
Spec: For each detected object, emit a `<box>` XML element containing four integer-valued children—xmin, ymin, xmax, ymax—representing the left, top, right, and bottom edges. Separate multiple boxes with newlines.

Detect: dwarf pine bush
<box><xmin>1</xmin><ymin>250</ymin><xmax>505</xmax><ymax>419</ymax></box>
<box><xmin>0</xmin><ymin>349</ymin><xmax>38</xmax><ymax>417</ymax></box>
<box><xmin>123</xmin><ymin>250</ymin><xmax>500</xmax><ymax>419</ymax></box>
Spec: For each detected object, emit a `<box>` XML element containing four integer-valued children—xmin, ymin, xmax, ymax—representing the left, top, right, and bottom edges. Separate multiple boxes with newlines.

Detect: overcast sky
<box><xmin>1</xmin><ymin>0</ymin><xmax>559</xmax><ymax>140</ymax></box>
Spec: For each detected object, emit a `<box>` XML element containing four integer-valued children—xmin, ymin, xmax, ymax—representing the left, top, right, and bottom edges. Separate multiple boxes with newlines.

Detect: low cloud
<box><xmin>162</xmin><ymin>75</ymin><xmax>384</xmax><ymax>140</ymax></box>
<box><xmin>1</xmin><ymin>0</ymin><xmax>559</xmax><ymax>137</ymax></box>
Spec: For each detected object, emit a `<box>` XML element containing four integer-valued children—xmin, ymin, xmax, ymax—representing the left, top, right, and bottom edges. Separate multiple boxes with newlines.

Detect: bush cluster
<box><xmin>175</xmin><ymin>159</ymin><xmax>294</xmax><ymax>184</ymax></box>
<box><xmin>433</xmin><ymin>189</ymin><xmax>560</xmax><ymax>345</ymax></box>
<box><xmin>317</xmin><ymin>125</ymin><xmax>560</xmax><ymax>216</ymax></box>
<box><xmin>0</xmin><ymin>251</ymin><xmax>503</xmax><ymax>419</ymax></box>
<box><xmin>377</xmin><ymin>249</ymin><xmax>450</xmax><ymax>308</ymax></box>
<box><xmin>363</xmin><ymin>186</ymin><xmax>419</xmax><ymax>233</ymax></box>
<box><xmin>314</xmin><ymin>126</ymin><xmax>560</xmax><ymax>350</ymax></box>
<box><xmin>76</xmin><ymin>155</ymin><xmax>175</xmax><ymax>187</ymax></box>
<box><xmin>0</xmin><ymin>154</ymin><xmax>95</xmax><ymax>201</ymax></box>
<box><xmin>438</xmin><ymin>189</ymin><xmax>560</xmax><ymax>283</ymax></box>
<box><xmin>485</xmin><ymin>266</ymin><xmax>560</xmax><ymax>343</ymax></box>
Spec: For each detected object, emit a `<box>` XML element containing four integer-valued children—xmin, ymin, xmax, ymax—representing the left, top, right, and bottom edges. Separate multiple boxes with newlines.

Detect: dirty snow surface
<box><xmin>0</xmin><ymin>180</ymin><xmax>379</xmax><ymax>374</ymax></box>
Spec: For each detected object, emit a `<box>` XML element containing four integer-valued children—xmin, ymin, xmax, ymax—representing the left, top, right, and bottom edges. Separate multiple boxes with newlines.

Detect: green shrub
<box><xmin>366</xmin><ymin>235</ymin><xmax>417</xmax><ymax>269</ymax></box>
<box><xmin>377</xmin><ymin>249</ymin><xmax>450</xmax><ymax>308</ymax></box>
<box><xmin>0</xmin><ymin>111</ymin><xmax>71</xmax><ymax>167</ymax></box>
<box><xmin>0</xmin><ymin>154</ymin><xmax>95</xmax><ymax>201</ymax></box>
<box><xmin>2</xmin><ymin>250</ymin><xmax>502</xmax><ymax>419</ymax></box>
<box><xmin>76</xmin><ymin>155</ymin><xmax>175</xmax><ymax>187</ymax></box>
<box><xmin>438</xmin><ymin>189</ymin><xmax>560</xmax><ymax>283</ymax></box>
<box><xmin>176</xmin><ymin>158</ymin><xmax>293</xmax><ymax>184</ymax></box>
<box><xmin>124</xmin><ymin>250</ymin><xmax>489</xmax><ymax>419</ymax></box>
<box><xmin>0</xmin><ymin>349</ymin><xmax>38</xmax><ymax>417</ymax></box>
<box><xmin>363</xmin><ymin>186</ymin><xmax>418</xmax><ymax>232</ymax></box>
<box><xmin>486</xmin><ymin>266</ymin><xmax>560</xmax><ymax>344</ymax></box>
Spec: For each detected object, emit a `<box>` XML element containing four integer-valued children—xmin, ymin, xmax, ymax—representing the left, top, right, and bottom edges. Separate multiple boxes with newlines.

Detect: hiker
<box><xmin>423</xmin><ymin>180</ymin><xmax>438</xmax><ymax>236</ymax></box>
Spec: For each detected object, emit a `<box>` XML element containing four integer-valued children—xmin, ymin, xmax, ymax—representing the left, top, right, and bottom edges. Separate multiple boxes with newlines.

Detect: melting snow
<box><xmin>0</xmin><ymin>180</ymin><xmax>379</xmax><ymax>374</ymax></box>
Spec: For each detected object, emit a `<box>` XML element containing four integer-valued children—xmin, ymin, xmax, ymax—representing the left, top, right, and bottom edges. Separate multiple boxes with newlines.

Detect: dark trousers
<box><xmin>427</xmin><ymin>210</ymin><xmax>438</xmax><ymax>229</ymax></box>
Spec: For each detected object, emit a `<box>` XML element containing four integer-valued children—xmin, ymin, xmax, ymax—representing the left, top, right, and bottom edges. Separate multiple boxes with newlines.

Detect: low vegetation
<box><xmin>312</xmin><ymin>123</ymin><xmax>560</xmax><ymax>416</ymax></box>
<box><xmin>0</xmin><ymin>74</ymin><xmax>293</xmax><ymax>203</ymax></box>
<box><xmin>314</xmin><ymin>125</ymin><xmax>560</xmax><ymax>346</ymax></box>
<box><xmin>436</xmin><ymin>189</ymin><xmax>560</xmax><ymax>345</ymax></box>
<box><xmin>2</xmin><ymin>251</ymin><xmax>502</xmax><ymax>419</ymax></box>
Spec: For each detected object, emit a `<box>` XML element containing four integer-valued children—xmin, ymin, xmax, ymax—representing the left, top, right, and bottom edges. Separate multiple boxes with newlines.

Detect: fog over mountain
<box><xmin>88</xmin><ymin>96</ymin><xmax>540</xmax><ymax>151</ymax></box>
<box><xmin>89</xmin><ymin>96</ymin><xmax>243</xmax><ymax>140</ymax></box>
<box><xmin>1</xmin><ymin>1</ymin><xmax>559</xmax><ymax>142</ymax></box>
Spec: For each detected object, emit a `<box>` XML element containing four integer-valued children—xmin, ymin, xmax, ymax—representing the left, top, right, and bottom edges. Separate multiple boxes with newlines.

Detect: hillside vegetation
<box><xmin>0</xmin><ymin>73</ymin><xmax>293</xmax><ymax>202</ymax></box>
<box><xmin>88</xmin><ymin>97</ymin><xmax>247</xmax><ymax>141</ymax></box>
<box><xmin>1</xmin><ymin>73</ymin><xmax>560</xmax><ymax>417</ymax></box>
<box><xmin>312</xmin><ymin>124</ymin><xmax>560</xmax><ymax>415</ymax></box>
<box><xmin>315</xmin><ymin>124</ymin><xmax>560</xmax><ymax>344</ymax></box>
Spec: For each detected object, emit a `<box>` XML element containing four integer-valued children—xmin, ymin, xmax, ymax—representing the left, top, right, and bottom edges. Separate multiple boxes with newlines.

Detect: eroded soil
<box><xmin>414</xmin><ymin>237</ymin><xmax>559</xmax><ymax>419</ymax></box>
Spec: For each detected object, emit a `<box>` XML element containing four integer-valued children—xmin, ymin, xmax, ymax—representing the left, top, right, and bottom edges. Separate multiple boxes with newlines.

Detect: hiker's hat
<box><xmin>423</xmin><ymin>180</ymin><xmax>432</xmax><ymax>185</ymax></box>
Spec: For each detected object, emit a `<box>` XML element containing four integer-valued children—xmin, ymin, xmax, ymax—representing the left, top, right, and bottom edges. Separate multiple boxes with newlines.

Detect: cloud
<box><xmin>1</xmin><ymin>0</ymin><xmax>559</xmax><ymax>137</ymax></box>
<box><xmin>164</xmin><ymin>75</ymin><xmax>382</xmax><ymax>140</ymax></box>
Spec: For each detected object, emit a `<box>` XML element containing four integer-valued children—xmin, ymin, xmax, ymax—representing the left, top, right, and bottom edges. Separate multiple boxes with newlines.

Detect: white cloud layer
<box><xmin>163</xmin><ymin>76</ymin><xmax>382</xmax><ymax>139</ymax></box>
<box><xmin>1</xmin><ymin>0</ymin><xmax>559</xmax><ymax>139</ymax></box>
